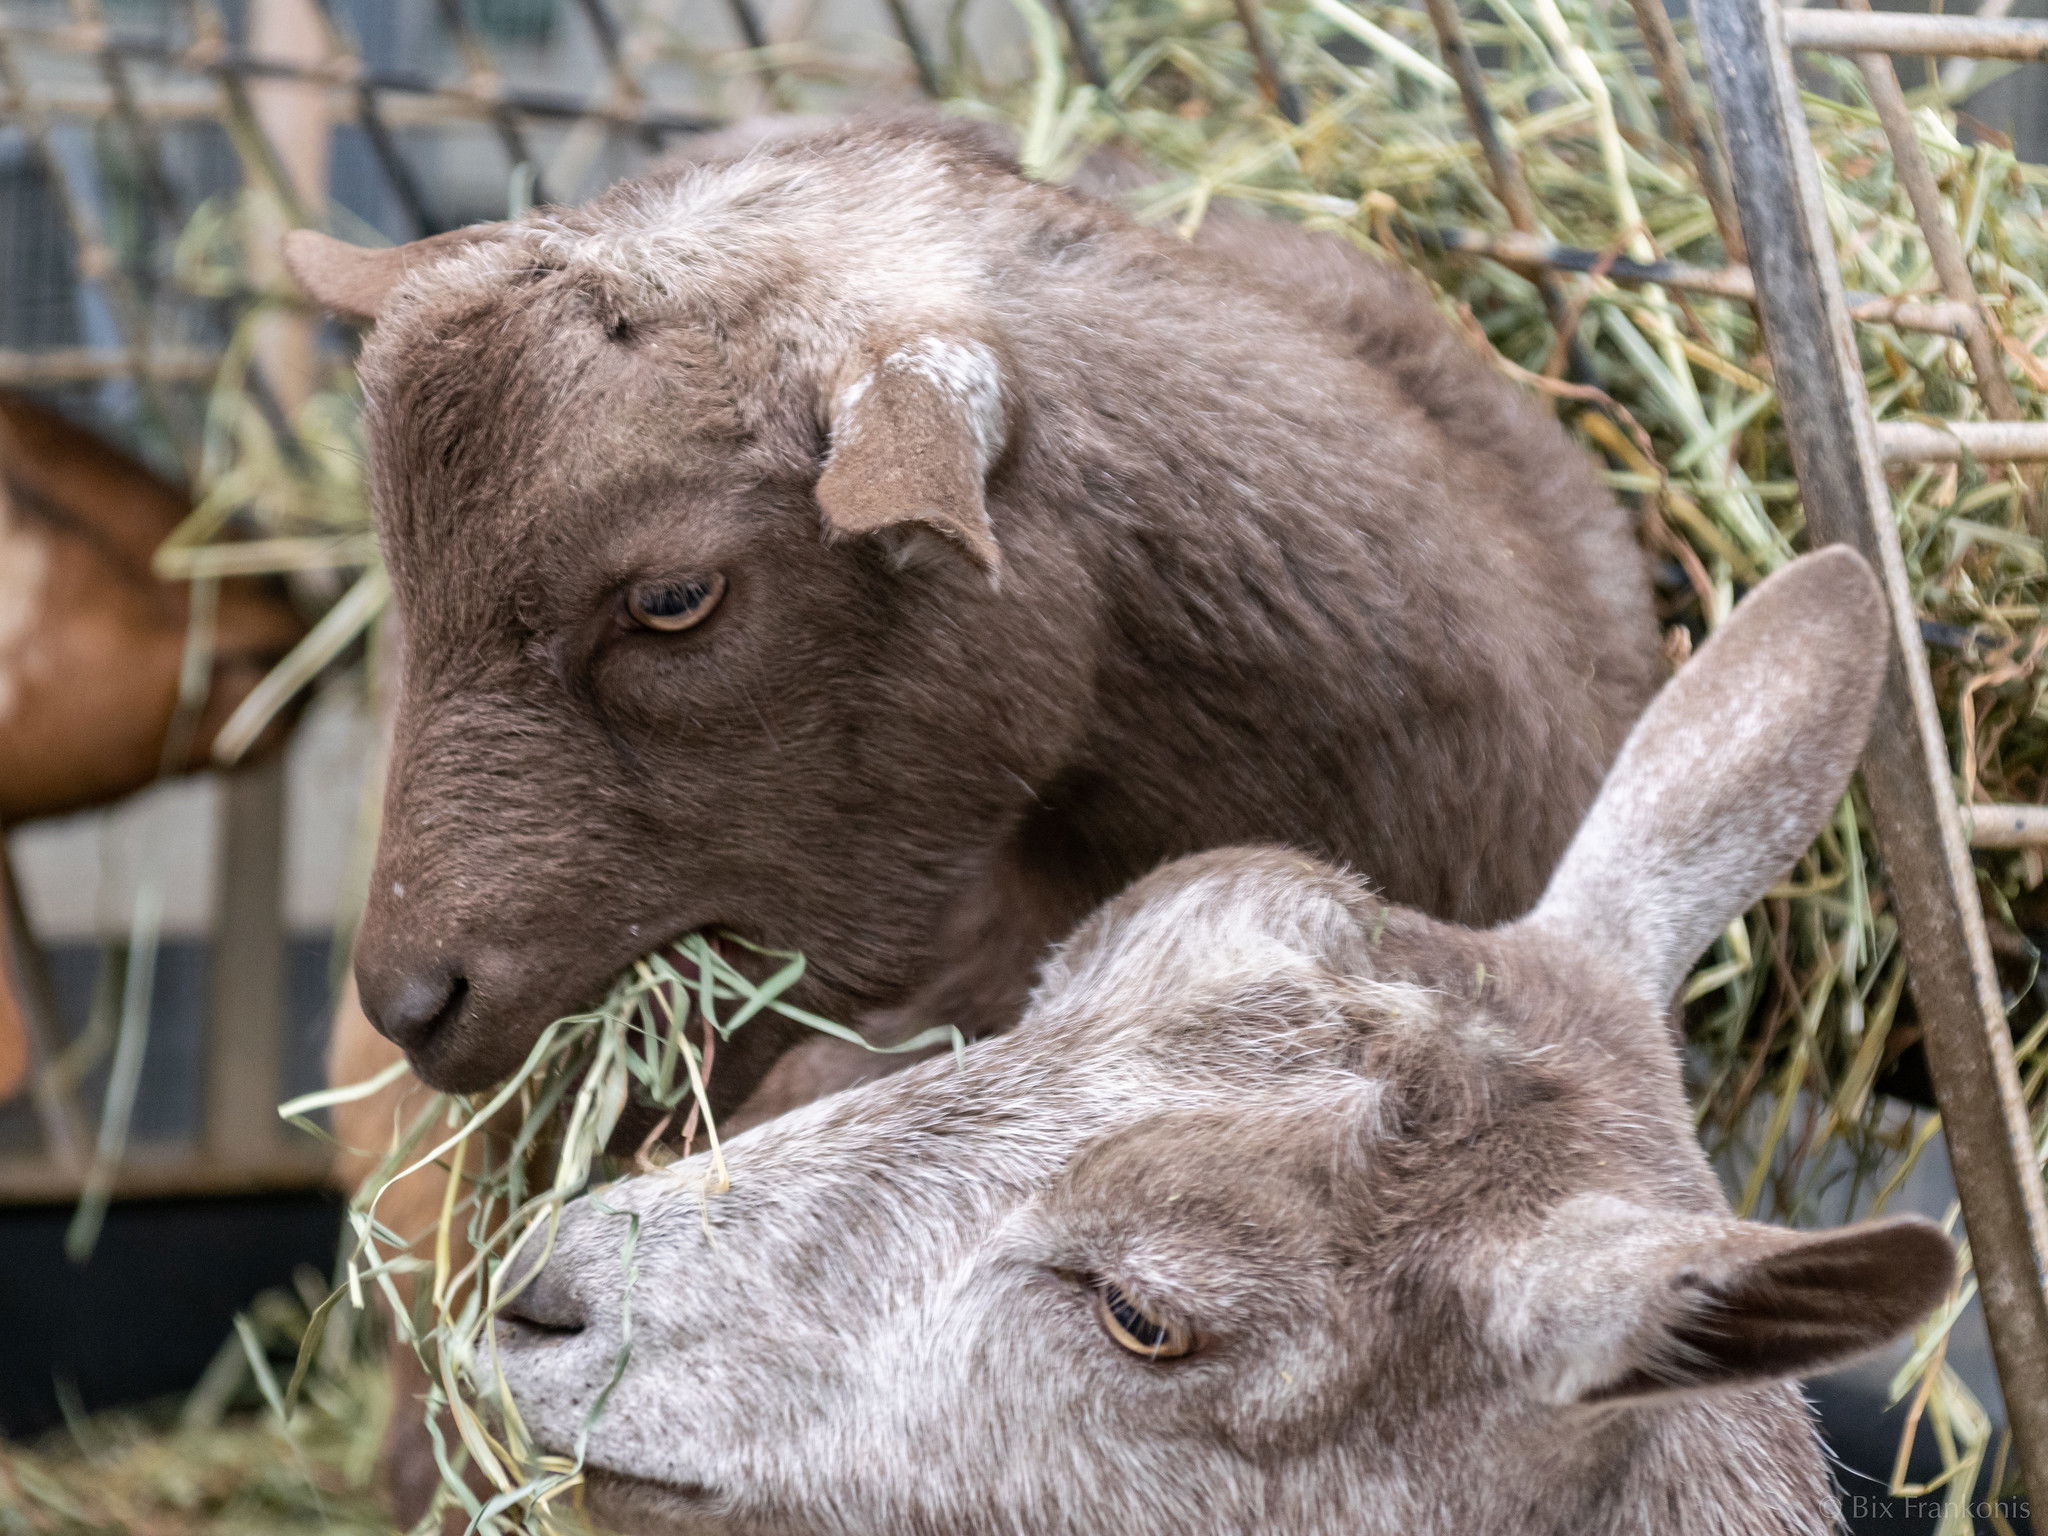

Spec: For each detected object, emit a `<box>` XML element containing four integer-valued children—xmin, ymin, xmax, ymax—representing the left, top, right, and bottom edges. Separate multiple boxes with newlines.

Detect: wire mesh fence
<box><xmin>0</xmin><ymin>0</ymin><xmax>963</xmax><ymax>459</ymax></box>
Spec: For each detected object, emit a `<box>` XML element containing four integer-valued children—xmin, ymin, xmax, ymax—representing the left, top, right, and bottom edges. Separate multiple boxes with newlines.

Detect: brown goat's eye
<box><xmin>625</xmin><ymin>573</ymin><xmax>725</xmax><ymax>633</ymax></box>
<box><xmin>1093</xmin><ymin>1280</ymin><xmax>1194</xmax><ymax>1360</ymax></box>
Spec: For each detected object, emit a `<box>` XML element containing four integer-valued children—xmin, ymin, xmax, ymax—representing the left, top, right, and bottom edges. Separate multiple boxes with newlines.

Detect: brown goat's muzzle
<box><xmin>353</xmin><ymin>923</ymin><xmax>568</xmax><ymax>1093</ymax></box>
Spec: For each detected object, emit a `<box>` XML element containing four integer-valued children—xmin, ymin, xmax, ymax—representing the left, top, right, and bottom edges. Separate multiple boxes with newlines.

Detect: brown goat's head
<box><xmin>0</xmin><ymin>391</ymin><xmax>305</xmax><ymax>826</ymax></box>
<box><xmin>290</xmin><ymin>122</ymin><xmax>1109</xmax><ymax>1091</ymax></box>
<box><xmin>296</xmin><ymin>111</ymin><xmax>1662</xmax><ymax>1099</ymax></box>
<box><xmin>494</xmin><ymin>550</ymin><xmax>1952</xmax><ymax>1536</ymax></box>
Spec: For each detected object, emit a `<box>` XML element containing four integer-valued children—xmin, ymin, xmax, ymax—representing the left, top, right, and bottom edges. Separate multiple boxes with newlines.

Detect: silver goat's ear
<box><xmin>816</xmin><ymin>333</ymin><xmax>1006</xmax><ymax>578</ymax></box>
<box><xmin>1493</xmin><ymin>1197</ymin><xmax>1954</xmax><ymax>1406</ymax></box>
<box><xmin>1517</xmin><ymin>546</ymin><xmax>1887</xmax><ymax>1007</ymax></box>
<box><xmin>281</xmin><ymin>225</ymin><xmax>503</xmax><ymax>326</ymax></box>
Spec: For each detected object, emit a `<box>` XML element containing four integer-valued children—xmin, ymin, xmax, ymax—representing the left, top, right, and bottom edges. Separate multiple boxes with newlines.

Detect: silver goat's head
<box><xmin>497</xmin><ymin>548</ymin><xmax>1953</xmax><ymax>1536</ymax></box>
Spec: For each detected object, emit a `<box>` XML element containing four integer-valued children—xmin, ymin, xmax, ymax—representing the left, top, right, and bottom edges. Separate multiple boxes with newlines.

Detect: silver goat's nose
<box><xmin>497</xmin><ymin>1250</ymin><xmax>591</xmax><ymax>1341</ymax></box>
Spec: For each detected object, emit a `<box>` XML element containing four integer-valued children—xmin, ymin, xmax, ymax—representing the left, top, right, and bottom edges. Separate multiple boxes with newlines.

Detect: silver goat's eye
<box><xmin>626</xmin><ymin>573</ymin><xmax>726</xmax><ymax>633</ymax></box>
<box><xmin>1093</xmin><ymin>1280</ymin><xmax>1194</xmax><ymax>1360</ymax></box>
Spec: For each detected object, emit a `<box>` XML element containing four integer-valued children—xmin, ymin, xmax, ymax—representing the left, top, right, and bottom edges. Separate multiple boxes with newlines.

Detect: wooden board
<box><xmin>0</xmin><ymin>860</ymin><xmax>25</xmax><ymax>1102</ymax></box>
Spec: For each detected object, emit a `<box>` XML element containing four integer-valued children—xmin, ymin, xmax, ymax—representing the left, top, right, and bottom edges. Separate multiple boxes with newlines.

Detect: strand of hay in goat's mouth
<box><xmin>279</xmin><ymin>935</ymin><xmax>957</xmax><ymax>1535</ymax></box>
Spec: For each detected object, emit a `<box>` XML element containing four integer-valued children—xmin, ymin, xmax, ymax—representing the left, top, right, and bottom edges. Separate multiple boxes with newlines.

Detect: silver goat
<box><xmin>497</xmin><ymin>547</ymin><xmax>1953</xmax><ymax>1536</ymax></box>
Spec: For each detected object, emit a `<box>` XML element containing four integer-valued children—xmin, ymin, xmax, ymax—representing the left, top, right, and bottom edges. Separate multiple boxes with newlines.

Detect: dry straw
<box><xmin>115</xmin><ymin>0</ymin><xmax>2048</xmax><ymax>1527</ymax></box>
<box><xmin>0</xmin><ymin>1281</ymin><xmax>390</xmax><ymax>1536</ymax></box>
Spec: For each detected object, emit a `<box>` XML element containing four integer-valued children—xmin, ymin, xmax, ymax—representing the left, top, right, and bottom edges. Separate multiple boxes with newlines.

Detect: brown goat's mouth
<box><xmin>451</xmin><ymin>925</ymin><xmax>738</xmax><ymax>1089</ymax></box>
<box><xmin>659</xmin><ymin>927</ymin><xmax>733</xmax><ymax>980</ymax></box>
<box><xmin>625</xmin><ymin>926</ymin><xmax>743</xmax><ymax>1015</ymax></box>
<box><xmin>601</xmin><ymin>925</ymin><xmax>776</xmax><ymax>1155</ymax></box>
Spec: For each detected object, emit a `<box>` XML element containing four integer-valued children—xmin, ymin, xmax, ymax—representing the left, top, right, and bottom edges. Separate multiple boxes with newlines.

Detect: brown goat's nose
<box><xmin>360</xmin><ymin>963</ymin><xmax>470</xmax><ymax>1054</ymax></box>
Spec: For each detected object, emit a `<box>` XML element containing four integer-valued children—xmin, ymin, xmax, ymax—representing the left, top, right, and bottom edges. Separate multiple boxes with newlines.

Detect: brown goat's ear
<box><xmin>281</xmin><ymin>225</ymin><xmax>501</xmax><ymax>326</ymax></box>
<box><xmin>1516</xmin><ymin>547</ymin><xmax>1888</xmax><ymax>1006</ymax></box>
<box><xmin>816</xmin><ymin>335</ymin><xmax>1006</xmax><ymax>578</ymax></box>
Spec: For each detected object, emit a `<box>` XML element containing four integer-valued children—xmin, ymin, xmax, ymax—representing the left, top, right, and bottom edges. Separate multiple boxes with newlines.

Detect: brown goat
<box><xmin>286</xmin><ymin>113</ymin><xmax>1661</xmax><ymax>1108</ymax></box>
<box><xmin>293</xmin><ymin>116</ymin><xmax>1663</xmax><ymax>1522</ymax></box>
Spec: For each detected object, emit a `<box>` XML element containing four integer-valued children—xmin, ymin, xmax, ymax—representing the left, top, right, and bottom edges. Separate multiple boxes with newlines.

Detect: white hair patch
<box><xmin>885</xmin><ymin>336</ymin><xmax>1004</xmax><ymax>469</ymax></box>
<box><xmin>836</xmin><ymin>370</ymin><xmax>876</xmax><ymax>419</ymax></box>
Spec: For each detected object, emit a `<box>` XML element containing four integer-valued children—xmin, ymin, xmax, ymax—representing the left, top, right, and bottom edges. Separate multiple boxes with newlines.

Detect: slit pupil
<box><xmin>1107</xmin><ymin>1286</ymin><xmax>1167</xmax><ymax>1348</ymax></box>
<box><xmin>645</xmin><ymin>582</ymin><xmax>700</xmax><ymax>616</ymax></box>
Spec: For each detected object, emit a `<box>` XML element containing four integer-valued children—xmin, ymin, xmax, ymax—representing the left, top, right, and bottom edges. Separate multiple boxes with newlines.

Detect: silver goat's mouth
<box><xmin>581</xmin><ymin>1463</ymin><xmax>725</xmax><ymax>1532</ymax></box>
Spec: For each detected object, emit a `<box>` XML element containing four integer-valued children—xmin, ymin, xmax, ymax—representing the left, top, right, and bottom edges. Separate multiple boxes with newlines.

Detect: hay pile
<box><xmin>0</xmin><ymin>1408</ymin><xmax>384</xmax><ymax>1536</ymax></box>
<box><xmin>0</xmin><ymin>1279</ymin><xmax>388</xmax><ymax>1535</ymax></box>
<box><xmin>990</xmin><ymin>3</ymin><xmax>2048</xmax><ymax>1511</ymax></box>
<box><xmin>121</xmin><ymin>0</ymin><xmax>2048</xmax><ymax>1527</ymax></box>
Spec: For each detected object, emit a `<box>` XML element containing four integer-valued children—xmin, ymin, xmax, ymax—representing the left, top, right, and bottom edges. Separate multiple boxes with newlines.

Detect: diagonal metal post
<box><xmin>1696</xmin><ymin>0</ymin><xmax>2048</xmax><ymax>1509</ymax></box>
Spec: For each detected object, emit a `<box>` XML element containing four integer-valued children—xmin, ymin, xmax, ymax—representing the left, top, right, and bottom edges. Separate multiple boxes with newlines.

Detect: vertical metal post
<box><xmin>879</xmin><ymin>0</ymin><xmax>943</xmax><ymax>98</ymax></box>
<box><xmin>1836</xmin><ymin>0</ymin><xmax>2024</xmax><ymax>430</ymax></box>
<box><xmin>1696</xmin><ymin>0</ymin><xmax>2048</xmax><ymax>1507</ymax></box>
<box><xmin>1624</xmin><ymin>0</ymin><xmax>1744</xmax><ymax>262</ymax></box>
<box><xmin>245</xmin><ymin>0</ymin><xmax>333</xmax><ymax>391</ymax></box>
<box><xmin>1423</xmin><ymin>0</ymin><xmax>1595</xmax><ymax>380</ymax></box>
<box><xmin>206</xmin><ymin>761</ymin><xmax>289</xmax><ymax>1166</ymax></box>
<box><xmin>1231</xmin><ymin>0</ymin><xmax>1302</xmax><ymax>123</ymax></box>
<box><xmin>1047</xmin><ymin>0</ymin><xmax>1109</xmax><ymax>90</ymax></box>
<box><xmin>200</xmin><ymin>0</ymin><xmax>330</xmax><ymax>1173</ymax></box>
